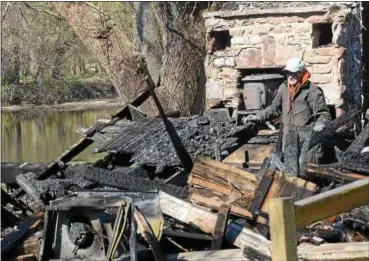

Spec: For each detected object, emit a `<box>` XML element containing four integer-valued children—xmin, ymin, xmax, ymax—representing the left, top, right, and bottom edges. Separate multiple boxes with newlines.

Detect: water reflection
<box><xmin>1</xmin><ymin>108</ymin><xmax>119</xmax><ymax>163</ymax></box>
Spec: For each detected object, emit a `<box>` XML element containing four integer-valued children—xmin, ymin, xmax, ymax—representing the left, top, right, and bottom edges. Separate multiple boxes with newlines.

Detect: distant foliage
<box><xmin>1</xmin><ymin>2</ymin><xmax>104</xmax><ymax>85</ymax></box>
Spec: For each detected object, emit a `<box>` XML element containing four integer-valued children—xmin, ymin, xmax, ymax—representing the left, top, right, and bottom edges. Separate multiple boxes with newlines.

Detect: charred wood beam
<box><xmin>162</xmin><ymin>229</ymin><xmax>212</xmax><ymax>241</ymax></box>
<box><xmin>15</xmin><ymin>174</ymin><xmax>45</xmax><ymax>209</ymax></box>
<box><xmin>1</xmin><ymin>206</ymin><xmax>21</xmax><ymax>227</ymax></box>
<box><xmin>211</xmin><ymin>203</ymin><xmax>230</xmax><ymax>250</ymax></box>
<box><xmin>128</xmin><ymin>104</ymin><xmax>148</xmax><ymax>121</ymax></box>
<box><xmin>1</xmin><ymin>189</ymin><xmax>34</xmax><ymax>215</ymax></box>
<box><xmin>1</xmin><ymin>215</ymin><xmax>41</xmax><ymax>256</ymax></box>
<box><xmin>246</xmin><ymin>135</ymin><xmax>278</xmax><ymax>144</ymax></box>
<box><xmin>38</xmin><ymin>86</ymin><xmax>153</xmax><ymax>179</ymax></box>
<box><xmin>305</xmin><ymin>164</ymin><xmax>367</xmax><ymax>184</ymax></box>
<box><xmin>308</xmin><ymin>109</ymin><xmax>361</xmax><ymax>150</ymax></box>
<box><xmin>145</xmin><ymin>74</ymin><xmax>193</xmax><ymax>174</ymax></box>
<box><xmin>336</xmin><ymin>151</ymin><xmax>369</xmax><ymax>174</ymax></box>
<box><xmin>84</xmin><ymin>166</ymin><xmax>189</xmax><ymax>198</ymax></box>
<box><xmin>248</xmin><ymin>164</ymin><xmax>276</xmax><ymax>220</ymax></box>
<box><xmin>275</xmin><ymin>128</ymin><xmax>283</xmax><ymax>153</ymax></box>
<box><xmin>76</xmin><ymin>126</ymin><xmax>111</xmax><ymax>145</ymax></box>
<box><xmin>1</xmin><ymin>163</ymin><xmax>48</xmax><ymax>184</ymax></box>
<box><xmin>255</xmin><ymin>157</ymin><xmax>271</xmax><ymax>181</ymax></box>
<box><xmin>346</xmin><ymin>119</ymin><xmax>369</xmax><ymax>153</ymax></box>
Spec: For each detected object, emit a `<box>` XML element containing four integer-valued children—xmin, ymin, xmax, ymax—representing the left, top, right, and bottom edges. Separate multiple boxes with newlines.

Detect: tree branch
<box><xmin>23</xmin><ymin>3</ymin><xmax>65</xmax><ymax>21</ymax></box>
<box><xmin>1</xmin><ymin>2</ymin><xmax>12</xmax><ymax>23</ymax></box>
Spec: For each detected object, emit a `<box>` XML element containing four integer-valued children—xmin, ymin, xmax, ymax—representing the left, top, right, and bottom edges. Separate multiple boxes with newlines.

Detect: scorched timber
<box><xmin>38</xmin><ymin>86</ymin><xmax>153</xmax><ymax>179</ymax></box>
<box><xmin>188</xmin><ymin>157</ymin><xmax>316</xmax><ymax>221</ymax></box>
<box><xmin>336</xmin><ymin>151</ymin><xmax>369</xmax><ymax>174</ymax></box>
<box><xmin>308</xmin><ymin>109</ymin><xmax>360</xmax><ymax>150</ymax></box>
<box><xmin>305</xmin><ymin>164</ymin><xmax>367</xmax><ymax>183</ymax></box>
<box><xmin>346</xmin><ymin>123</ymin><xmax>369</xmax><ymax>154</ymax></box>
<box><xmin>95</xmin><ymin>116</ymin><xmax>256</xmax><ymax>169</ymax></box>
<box><xmin>83</xmin><ymin>166</ymin><xmax>189</xmax><ymax>198</ymax></box>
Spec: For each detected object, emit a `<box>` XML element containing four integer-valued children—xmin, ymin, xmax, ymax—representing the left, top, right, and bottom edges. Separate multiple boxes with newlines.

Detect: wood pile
<box><xmin>2</xmin><ymin>91</ymin><xmax>369</xmax><ymax>261</ymax></box>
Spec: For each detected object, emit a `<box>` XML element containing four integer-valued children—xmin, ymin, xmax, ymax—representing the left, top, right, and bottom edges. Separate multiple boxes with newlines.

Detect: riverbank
<box><xmin>1</xmin><ymin>98</ymin><xmax>123</xmax><ymax>112</ymax></box>
<box><xmin>1</xmin><ymin>76</ymin><xmax>118</xmax><ymax>108</ymax></box>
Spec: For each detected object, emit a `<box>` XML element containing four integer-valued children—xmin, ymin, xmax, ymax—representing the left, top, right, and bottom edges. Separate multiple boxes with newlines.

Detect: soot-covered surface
<box><xmin>95</xmin><ymin>115</ymin><xmax>257</xmax><ymax>169</ymax></box>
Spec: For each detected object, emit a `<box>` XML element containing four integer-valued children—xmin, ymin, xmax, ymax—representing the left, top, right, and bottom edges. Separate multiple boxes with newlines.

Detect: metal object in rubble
<box><xmin>39</xmin><ymin>191</ymin><xmax>163</xmax><ymax>261</ymax></box>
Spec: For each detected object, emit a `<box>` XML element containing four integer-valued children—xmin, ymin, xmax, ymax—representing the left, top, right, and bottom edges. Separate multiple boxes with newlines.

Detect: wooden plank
<box><xmin>190</xmin><ymin>189</ymin><xmax>253</xmax><ymax>219</ymax></box>
<box><xmin>248</xmin><ymin>169</ymin><xmax>274</xmax><ymax>219</ymax></box>
<box><xmin>166</xmin><ymin>242</ymin><xmax>369</xmax><ymax>261</ymax></box>
<box><xmin>17</xmin><ymin>254</ymin><xmax>37</xmax><ymax>261</ymax></box>
<box><xmin>295</xmin><ymin>177</ymin><xmax>369</xmax><ymax>229</ymax></box>
<box><xmin>223</xmin><ymin>144</ymin><xmax>275</xmax><ymax>166</ymax></box>
<box><xmin>159</xmin><ymin>191</ymin><xmax>271</xmax><ymax>252</ymax></box>
<box><xmin>192</xmin><ymin>163</ymin><xmax>257</xmax><ymax>188</ymax></box>
<box><xmin>305</xmin><ymin>164</ymin><xmax>366</xmax><ymax>183</ymax></box>
<box><xmin>256</xmin><ymin>172</ymin><xmax>284</xmax><ymax>224</ymax></box>
<box><xmin>244</xmin><ymin>246</ymin><xmax>272</xmax><ymax>261</ymax></box>
<box><xmin>189</xmin><ymin>171</ymin><xmax>256</xmax><ymax>193</ymax></box>
<box><xmin>255</xmin><ymin>172</ymin><xmax>317</xmax><ymax>224</ymax></box>
<box><xmin>197</xmin><ymin>157</ymin><xmax>258</xmax><ymax>183</ymax></box>
<box><xmin>167</xmin><ymin>249</ymin><xmax>248</xmax><ymax>261</ymax></box>
<box><xmin>135</xmin><ymin>206</ymin><xmax>166</xmax><ymax>261</ymax></box>
<box><xmin>257</xmin><ymin>129</ymin><xmax>280</xmax><ymax>136</ymax></box>
<box><xmin>15</xmin><ymin>174</ymin><xmax>44</xmax><ymax>208</ymax></box>
<box><xmin>269</xmin><ymin>197</ymin><xmax>297</xmax><ymax>261</ymax></box>
<box><xmin>211</xmin><ymin>203</ymin><xmax>230</xmax><ymax>250</ymax></box>
<box><xmin>191</xmin><ymin>164</ymin><xmax>257</xmax><ymax>188</ymax></box>
<box><xmin>298</xmin><ymin>242</ymin><xmax>369</xmax><ymax>261</ymax></box>
<box><xmin>189</xmin><ymin>175</ymin><xmax>237</xmax><ymax>195</ymax></box>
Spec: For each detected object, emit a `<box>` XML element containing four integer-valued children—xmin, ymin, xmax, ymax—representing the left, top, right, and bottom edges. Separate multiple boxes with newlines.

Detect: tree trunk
<box><xmin>135</xmin><ymin>2</ymin><xmax>163</xmax><ymax>85</ymax></box>
<box><xmin>55</xmin><ymin>2</ymin><xmax>147</xmax><ymax>103</ymax></box>
<box><xmin>153</xmin><ymin>2</ymin><xmax>207</xmax><ymax>116</ymax></box>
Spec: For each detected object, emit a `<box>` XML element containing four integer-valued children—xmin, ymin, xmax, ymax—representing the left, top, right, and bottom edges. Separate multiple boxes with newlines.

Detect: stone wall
<box><xmin>203</xmin><ymin>4</ymin><xmax>362</xmax><ymax>114</ymax></box>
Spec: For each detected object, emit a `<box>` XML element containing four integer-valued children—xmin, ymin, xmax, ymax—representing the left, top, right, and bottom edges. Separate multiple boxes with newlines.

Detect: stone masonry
<box><xmin>203</xmin><ymin>3</ymin><xmax>363</xmax><ymax>115</ymax></box>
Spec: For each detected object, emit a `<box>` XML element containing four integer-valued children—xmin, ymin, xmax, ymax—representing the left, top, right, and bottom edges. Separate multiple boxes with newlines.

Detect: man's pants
<box><xmin>282</xmin><ymin>128</ymin><xmax>324</xmax><ymax>165</ymax></box>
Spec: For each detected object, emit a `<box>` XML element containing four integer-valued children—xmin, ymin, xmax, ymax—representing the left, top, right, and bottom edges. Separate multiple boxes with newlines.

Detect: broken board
<box><xmin>222</xmin><ymin>143</ymin><xmax>275</xmax><ymax>167</ymax></box>
<box><xmin>188</xmin><ymin>157</ymin><xmax>257</xmax><ymax>219</ymax></box>
<box><xmin>249</xmin><ymin>169</ymin><xmax>317</xmax><ymax>224</ymax></box>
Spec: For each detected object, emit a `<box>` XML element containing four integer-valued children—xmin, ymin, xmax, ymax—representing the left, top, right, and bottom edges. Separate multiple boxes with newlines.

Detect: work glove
<box><xmin>313</xmin><ymin>122</ymin><xmax>325</xmax><ymax>132</ymax></box>
<box><xmin>242</xmin><ymin>114</ymin><xmax>261</xmax><ymax>124</ymax></box>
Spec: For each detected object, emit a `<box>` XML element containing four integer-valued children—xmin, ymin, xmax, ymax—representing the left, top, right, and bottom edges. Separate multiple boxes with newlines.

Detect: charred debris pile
<box><xmin>1</xmin><ymin>90</ymin><xmax>369</xmax><ymax>261</ymax></box>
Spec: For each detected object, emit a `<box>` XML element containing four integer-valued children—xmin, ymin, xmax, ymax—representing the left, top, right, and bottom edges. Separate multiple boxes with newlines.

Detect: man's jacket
<box><xmin>257</xmin><ymin>80</ymin><xmax>331</xmax><ymax>139</ymax></box>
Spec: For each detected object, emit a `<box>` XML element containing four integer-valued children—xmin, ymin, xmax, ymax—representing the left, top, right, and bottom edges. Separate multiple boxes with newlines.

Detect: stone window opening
<box><xmin>207</xmin><ymin>30</ymin><xmax>230</xmax><ymax>54</ymax></box>
<box><xmin>312</xmin><ymin>23</ymin><xmax>333</xmax><ymax>47</ymax></box>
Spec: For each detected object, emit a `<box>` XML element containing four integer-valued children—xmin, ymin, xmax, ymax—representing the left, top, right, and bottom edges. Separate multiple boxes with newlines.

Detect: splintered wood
<box><xmin>188</xmin><ymin>157</ymin><xmax>317</xmax><ymax>223</ymax></box>
<box><xmin>188</xmin><ymin>157</ymin><xmax>257</xmax><ymax>219</ymax></box>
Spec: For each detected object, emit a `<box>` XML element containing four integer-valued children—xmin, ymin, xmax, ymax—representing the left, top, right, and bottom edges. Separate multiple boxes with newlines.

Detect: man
<box><xmin>243</xmin><ymin>57</ymin><xmax>331</xmax><ymax>163</ymax></box>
